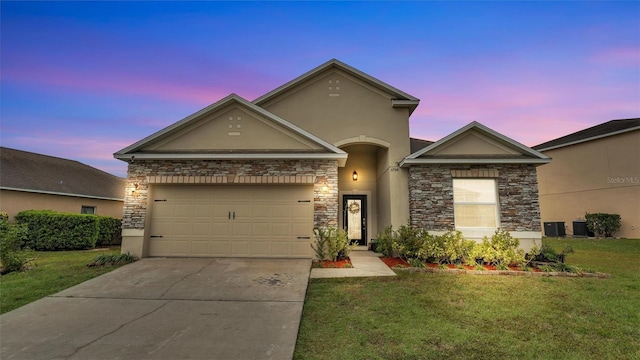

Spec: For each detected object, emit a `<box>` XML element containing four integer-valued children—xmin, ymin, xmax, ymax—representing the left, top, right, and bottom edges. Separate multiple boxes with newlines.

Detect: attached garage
<box><xmin>148</xmin><ymin>185</ymin><xmax>314</xmax><ymax>258</ymax></box>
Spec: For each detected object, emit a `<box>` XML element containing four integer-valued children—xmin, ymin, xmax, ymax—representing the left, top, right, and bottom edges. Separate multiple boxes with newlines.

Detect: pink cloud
<box><xmin>2</xmin><ymin>65</ymin><xmax>232</xmax><ymax>106</ymax></box>
<box><xmin>590</xmin><ymin>47</ymin><xmax>640</xmax><ymax>67</ymax></box>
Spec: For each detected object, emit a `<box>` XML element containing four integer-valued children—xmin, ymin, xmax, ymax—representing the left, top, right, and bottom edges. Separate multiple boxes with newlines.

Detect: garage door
<box><xmin>148</xmin><ymin>185</ymin><xmax>313</xmax><ymax>257</ymax></box>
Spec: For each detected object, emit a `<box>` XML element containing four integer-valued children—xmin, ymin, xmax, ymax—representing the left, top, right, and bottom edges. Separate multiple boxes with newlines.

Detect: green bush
<box><xmin>312</xmin><ymin>227</ymin><xmax>355</xmax><ymax>261</ymax></box>
<box><xmin>376</xmin><ymin>226</ymin><xmax>395</xmax><ymax>257</ymax></box>
<box><xmin>421</xmin><ymin>231</ymin><xmax>475</xmax><ymax>264</ymax></box>
<box><xmin>15</xmin><ymin>210</ymin><xmax>99</xmax><ymax>250</ymax></box>
<box><xmin>0</xmin><ymin>218</ymin><xmax>34</xmax><ymax>273</ymax></box>
<box><xmin>585</xmin><ymin>213</ymin><xmax>621</xmax><ymax>238</ymax></box>
<box><xmin>87</xmin><ymin>253</ymin><xmax>138</xmax><ymax>267</ymax></box>
<box><xmin>392</xmin><ymin>224</ymin><xmax>428</xmax><ymax>260</ymax></box>
<box><xmin>96</xmin><ymin>217</ymin><xmax>122</xmax><ymax>246</ymax></box>
<box><xmin>478</xmin><ymin>229</ymin><xmax>526</xmax><ymax>266</ymax></box>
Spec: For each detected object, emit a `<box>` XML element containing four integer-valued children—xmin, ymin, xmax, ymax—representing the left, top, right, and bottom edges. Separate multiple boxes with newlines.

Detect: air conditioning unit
<box><xmin>573</xmin><ymin>221</ymin><xmax>594</xmax><ymax>237</ymax></box>
<box><xmin>544</xmin><ymin>222</ymin><xmax>566</xmax><ymax>237</ymax></box>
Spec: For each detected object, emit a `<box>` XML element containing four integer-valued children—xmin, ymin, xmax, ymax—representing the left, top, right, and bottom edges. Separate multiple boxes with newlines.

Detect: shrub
<box><xmin>0</xmin><ymin>218</ymin><xmax>34</xmax><ymax>273</ymax></box>
<box><xmin>533</xmin><ymin>244</ymin><xmax>573</xmax><ymax>264</ymax></box>
<box><xmin>478</xmin><ymin>229</ymin><xmax>526</xmax><ymax>266</ymax></box>
<box><xmin>87</xmin><ymin>253</ymin><xmax>137</xmax><ymax>267</ymax></box>
<box><xmin>585</xmin><ymin>213</ymin><xmax>621</xmax><ymax>238</ymax></box>
<box><xmin>376</xmin><ymin>226</ymin><xmax>395</xmax><ymax>257</ymax></box>
<box><xmin>392</xmin><ymin>224</ymin><xmax>428</xmax><ymax>260</ymax></box>
<box><xmin>96</xmin><ymin>217</ymin><xmax>122</xmax><ymax>246</ymax></box>
<box><xmin>312</xmin><ymin>227</ymin><xmax>355</xmax><ymax>261</ymax></box>
<box><xmin>15</xmin><ymin>210</ymin><xmax>98</xmax><ymax>250</ymax></box>
<box><xmin>421</xmin><ymin>231</ymin><xmax>473</xmax><ymax>264</ymax></box>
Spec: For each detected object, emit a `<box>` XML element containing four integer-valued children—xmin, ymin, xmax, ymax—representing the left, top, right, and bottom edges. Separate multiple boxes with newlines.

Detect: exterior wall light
<box><xmin>352</xmin><ymin>170</ymin><xmax>358</xmax><ymax>181</ymax></box>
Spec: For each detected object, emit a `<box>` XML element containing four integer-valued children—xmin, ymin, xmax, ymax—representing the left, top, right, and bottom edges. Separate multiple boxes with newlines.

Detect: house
<box><xmin>0</xmin><ymin>147</ymin><xmax>125</xmax><ymax>219</ymax></box>
<box><xmin>115</xmin><ymin>59</ymin><xmax>549</xmax><ymax>258</ymax></box>
<box><xmin>534</xmin><ymin>118</ymin><xmax>640</xmax><ymax>238</ymax></box>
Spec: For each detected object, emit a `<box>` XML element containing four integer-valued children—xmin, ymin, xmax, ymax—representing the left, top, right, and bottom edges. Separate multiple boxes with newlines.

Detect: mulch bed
<box><xmin>379</xmin><ymin>256</ymin><xmax>609</xmax><ymax>278</ymax></box>
<box><xmin>312</xmin><ymin>258</ymin><xmax>353</xmax><ymax>268</ymax></box>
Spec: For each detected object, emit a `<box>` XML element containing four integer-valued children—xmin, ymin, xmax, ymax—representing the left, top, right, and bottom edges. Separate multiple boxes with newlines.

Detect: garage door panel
<box><xmin>192</xmin><ymin>223</ymin><xmax>210</xmax><ymax>236</ymax></box>
<box><xmin>191</xmin><ymin>241</ymin><xmax>211</xmax><ymax>256</ymax></box>
<box><xmin>170</xmin><ymin>241</ymin><xmax>191</xmax><ymax>256</ymax></box>
<box><xmin>252</xmin><ymin>205</ymin><xmax>271</xmax><ymax>218</ymax></box>
<box><xmin>192</xmin><ymin>205</ymin><xmax>212</xmax><ymax>218</ymax></box>
<box><xmin>251</xmin><ymin>242</ymin><xmax>269</xmax><ymax>256</ymax></box>
<box><xmin>272</xmin><ymin>223</ymin><xmax>291</xmax><ymax>236</ymax></box>
<box><xmin>232</xmin><ymin>241</ymin><xmax>249</xmax><ymax>255</ymax></box>
<box><xmin>232</xmin><ymin>222</ymin><xmax>252</xmax><ymax>236</ymax></box>
<box><xmin>212</xmin><ymin>241</ymin><xmax>230</xmax><ymax>255</ymax></box>
<box><xmin>271</xmin><ymin>242</ymin><xmax>292</xmax><ymax>256</ymax></box>
<box><xmin>149</xmin><ymin>185</ymin><xmax>313</xmax><ymax>257</ymax></box>
<box><xmin>271</xmin><ymin>205</ymin><xmax>290</xmax><ymax>219</ymax></box>
<box><xmin>252</xmin><ymin>223</ymin><xmax>271</xmax><ymax>235</ymax></box>
<box><xmin>174</xmin><ymin>205</ymin><xmax>193</xmax><ymax>218</ymax></box>
<box><xmin>173</xmin><ymin>223</ymin><xmax>192</xmax><ymax>236</ymax></box>
<box><xmin>291</xmin><ymin>242</ymin><xmax>310</xmax><ymax>257</ymax></box>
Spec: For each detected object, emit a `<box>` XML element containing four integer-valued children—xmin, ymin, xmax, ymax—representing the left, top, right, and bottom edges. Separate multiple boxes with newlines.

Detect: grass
<box><xmin>294</xmin><ymin>238</ymin><xmax>640</xmax><ymax>360</ymax></box>
<box><xmin>0</xmin><ymin>247</ymin><xmax>126</xmax><ymax>314</ymax></box>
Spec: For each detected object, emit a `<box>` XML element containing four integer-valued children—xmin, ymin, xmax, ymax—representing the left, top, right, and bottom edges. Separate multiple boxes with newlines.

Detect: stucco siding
<box><xmin>537</xmin><ymin>130</ymin><xmax>640</xmax><ymax>238</ymax></box>
<box><xmin>0</xmin><ymin>189</ymin><xmax>124</xmax><ymax>219</ymax></box>
<box><xmin>259</xmin><ymin>69</ymin><xmax>412</xmax><ymax>166</ymax></box>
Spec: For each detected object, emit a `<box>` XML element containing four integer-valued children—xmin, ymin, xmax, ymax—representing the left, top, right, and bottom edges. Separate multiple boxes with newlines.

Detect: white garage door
<box><xmin>148</xmin><ymin>185</ymin><xmax>313</xmax><ymax>257</ymax></box>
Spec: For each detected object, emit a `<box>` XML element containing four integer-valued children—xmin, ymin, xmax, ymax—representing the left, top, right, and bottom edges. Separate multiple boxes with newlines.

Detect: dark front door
<box><xmin>343</xmin><ymin>195</ymin><xmax>367</xmax><ymax>246</ymax></box>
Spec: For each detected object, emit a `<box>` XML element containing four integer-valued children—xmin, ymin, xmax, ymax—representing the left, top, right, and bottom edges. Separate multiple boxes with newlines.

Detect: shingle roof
<box><xmin>533</xmin><ymin>118</ymin><xmax>640</xmax><ymax>151</ymax></box>
<box><xmin>1</xmin><ymin>147</ymin><xmax>125</xmax><ymax>200</ymax></box>
<box><xmin>410</xmin><ymin>137</ymin><xmax>434</xmax><ymax>153</ymax></box>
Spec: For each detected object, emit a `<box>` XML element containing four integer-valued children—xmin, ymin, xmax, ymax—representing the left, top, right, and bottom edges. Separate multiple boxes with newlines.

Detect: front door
<box><xmin>343</xmin><ymin>195</ymin><xmax>367</xmax><ymax>246</ymax></box>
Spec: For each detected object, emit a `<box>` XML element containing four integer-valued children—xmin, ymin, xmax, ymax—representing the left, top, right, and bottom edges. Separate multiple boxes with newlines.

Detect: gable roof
<box><xmin>400</xmin><ymin>121</ymin><xmax>550</xmax><ymax>166</ymax></box>
<box><xmin>410</xmin><ymin>137</ymin><xmax>434</xmax><ymax>153</ymax></box>
<box><xmin>114</xmin><ymin>94</ymin><xmax>348</xmax><ymax>166</ymax></box>
<box><xmin>1</xmin><ymin>147</ymin><xmax>125</xmax><ymax>200</ymax></box>
<box><xmin>253</xmin><ymin>58</ymin><xmax>420</xmax><ymax>114</ymax></box>
<box><xmin>533</xmin><ymin>118</ymin><xmax>640</xmax><ymax>151</ymax></box>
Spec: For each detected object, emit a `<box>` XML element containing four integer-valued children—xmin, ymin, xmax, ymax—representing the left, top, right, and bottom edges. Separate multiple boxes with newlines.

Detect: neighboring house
<box><xmin>534</xmin><ymin>118</ymin><xmax>640</xmax><ymax>239</ymax></box>
<box><xmin>115</xmin><ymin>59</ymin><xmax>549</xmax><ymax>258</ymax></box>
<box><xmin>0</xmin><ymin>147</ymin><xmax>126</xmax><ymax>219</ymax></box>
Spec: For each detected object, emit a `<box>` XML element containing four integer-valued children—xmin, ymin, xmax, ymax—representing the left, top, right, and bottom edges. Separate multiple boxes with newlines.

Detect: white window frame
<box><xmin>452</xmin><ymin>178</ymin><xmax>499</xmax><ymax>230</ymax></box>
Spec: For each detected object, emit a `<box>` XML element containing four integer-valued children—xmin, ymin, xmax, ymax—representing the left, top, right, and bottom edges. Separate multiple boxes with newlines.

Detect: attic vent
<box><xmin>228</xmin><ymin>114</ymin><xmax>242</xmax><ymax>136</ymax></box>
<box><xmin>328</xmin><ymin>79</ymin><xmax>340</xmax><ymax>97</ymax></box>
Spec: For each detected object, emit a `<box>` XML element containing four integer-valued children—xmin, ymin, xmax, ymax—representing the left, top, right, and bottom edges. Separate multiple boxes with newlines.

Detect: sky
<box><xmin>1</xmin><ymin>1</ymin><xmax>639</xmax><ymax>178</ymax></box>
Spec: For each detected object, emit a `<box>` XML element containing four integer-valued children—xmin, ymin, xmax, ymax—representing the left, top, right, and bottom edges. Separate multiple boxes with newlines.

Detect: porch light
<box><xmin>321</xmin><ymin>182</ymin><xmax>329</xmax><ymax>192</ymax></box>
<box><xmin>352</xmin><ymin>170</ymin><xmax>358</xmax><ymax>181</ymax></box>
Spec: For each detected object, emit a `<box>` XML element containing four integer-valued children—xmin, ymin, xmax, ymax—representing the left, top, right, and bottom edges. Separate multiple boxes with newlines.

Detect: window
<box><xmin>453</xmin><ymin>179</ymin><xmax>498</xmax><ymax>228</ymax></box>
<box><xmin>81</xmin><ymin>206</ymin><xmax>96</xmax><ymax>215</ymax></box>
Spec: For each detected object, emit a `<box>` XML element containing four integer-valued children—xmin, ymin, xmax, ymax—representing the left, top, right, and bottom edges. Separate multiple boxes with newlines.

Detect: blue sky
<box><xmin>1</xmin><ymin>1</ymin><xmax>638</xmax><ymax>177</ymax></box>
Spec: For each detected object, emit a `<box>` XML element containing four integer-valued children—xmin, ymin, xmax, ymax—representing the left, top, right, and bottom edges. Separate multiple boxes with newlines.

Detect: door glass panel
<box><xmin>347</xmin><ymin>199</ymin><xmax>362</xmax><ymax>240</ymax></box>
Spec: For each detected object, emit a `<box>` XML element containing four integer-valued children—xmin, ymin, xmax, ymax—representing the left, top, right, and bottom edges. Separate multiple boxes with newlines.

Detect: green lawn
<box><xmin>0</xmin><ymin>247</ymin><xmax>125</xmax><ymax>314</ymax></box>
<box><xmin>294</xmin><ymin>238</ymin><xmax>640</xmax><ymax>360</ymax></box>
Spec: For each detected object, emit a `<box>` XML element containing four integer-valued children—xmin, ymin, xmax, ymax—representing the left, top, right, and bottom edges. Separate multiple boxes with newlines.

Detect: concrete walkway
<box><xmin>310</xmin><ymin>250</ymin><xmax>396</xmax><ymax>278</ymax></box>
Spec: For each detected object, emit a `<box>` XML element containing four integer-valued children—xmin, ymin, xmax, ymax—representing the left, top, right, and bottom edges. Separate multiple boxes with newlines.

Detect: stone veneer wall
<box><xmin>123</xmin><ymin>159</ymin><xmax>338</xmax><ymax>230</ymax></box>
<box><xmin>409</xmin><ymin>164</ymin><xmax>542</xmax><ymax>232</ymax></box>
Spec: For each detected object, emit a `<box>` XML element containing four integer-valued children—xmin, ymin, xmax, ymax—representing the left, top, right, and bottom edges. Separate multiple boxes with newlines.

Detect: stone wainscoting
<box><xmin>123</xmin><ymin>159</ymin><xmax>339</xmax><ymax>230</ymax></box>
<box><xmin>409</xmin><ymin>164</ymin><xmax>542</xmax><ymax>232</ymax></box>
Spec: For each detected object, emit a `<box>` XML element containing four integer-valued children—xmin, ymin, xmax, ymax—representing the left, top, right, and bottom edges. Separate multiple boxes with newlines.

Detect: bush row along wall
<box><xmin>123</xmin><ymin>159</ymin><xmax>339</xmax><ymax>230</ymax></box>
<box><xmin>409</xmin><ymin>164</ymin><xmax>542</xmax><ymax>232</ymax></box>
<box><xmin>14</xmin><ymin>210</ymin><xmax>122</xmax><ymax>250</ymax></box>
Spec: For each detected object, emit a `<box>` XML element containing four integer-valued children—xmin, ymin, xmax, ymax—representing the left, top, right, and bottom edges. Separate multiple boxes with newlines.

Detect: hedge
<box><xmin>96</xmin><ymin>216</ymin><xmax>122</xmax><ymax>246</ymax></box>
<box><xmin>14</xmin><ymin>210</ymin><xmax>121</xmax><ymax>250</ymax></box>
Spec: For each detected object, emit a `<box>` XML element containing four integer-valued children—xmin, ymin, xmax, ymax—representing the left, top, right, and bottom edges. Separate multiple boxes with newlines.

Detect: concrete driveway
<box><xmin>0</xmin><ymin>257</ymin><xmax>311</xmax><ymax>360</ymax></box>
